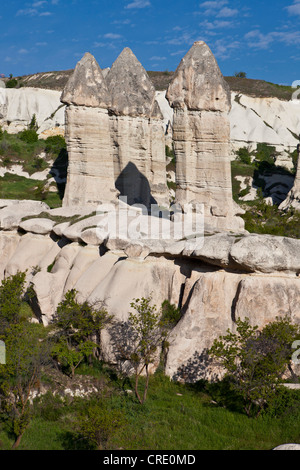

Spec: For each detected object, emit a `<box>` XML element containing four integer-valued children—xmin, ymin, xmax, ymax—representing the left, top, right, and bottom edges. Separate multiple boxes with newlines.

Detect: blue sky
<box><xmin>0</xmin><ymin>0</ymin><xmax>300</xmax><ymax>85</ymax></box>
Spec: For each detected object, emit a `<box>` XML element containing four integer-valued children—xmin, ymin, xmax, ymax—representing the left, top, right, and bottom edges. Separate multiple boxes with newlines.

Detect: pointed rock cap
<box><xmin>61</xmin><ymin>52</ymin><xmax>111</xmax><ymax>108</ymax></box>
<box><xmin>106</xmin><ymin>48</ymin><xmax>156</xmax><ymax>118</ymax></box>
<box><xmin>166</xmin><ymin>41</ymin><xmax>231</xmax><ymax>112</ymax></box>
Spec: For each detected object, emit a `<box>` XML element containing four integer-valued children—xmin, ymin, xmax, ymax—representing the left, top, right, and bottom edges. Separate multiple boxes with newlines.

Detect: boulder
<box><xmin>0</xmin><ymin>200</ymin><xmax>50</xmax><ymax>230</ymax></box>
<box><xmin>0</xmin><ymin>231</ymin><xmax>21</xmax><ymax>280</ymax></box>
<box><xmin>230</xmin><ymin>234</ymin><xmax>300</xmax><ymax>273</ymax></box>
<box><xmin>32</xmin><ymin>243</ymin><xmax>83</xmax><ymax>324</ymax></box>
<box><xmin>19</xmin><ymin>218</ymin><xmax>56</xmax><ymax>235</ymax></box>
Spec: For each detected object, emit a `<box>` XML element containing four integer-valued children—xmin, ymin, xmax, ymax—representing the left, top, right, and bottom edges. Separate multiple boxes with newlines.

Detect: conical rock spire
<box><xmin>166</xmin><ymin>41</ymin><xmax>231</xmax><ymax>112</ymax></box>
<box><xmin>106</xmin><ymin>47</ymin><xmax>156</xmax><ymax>118</ymax></box>
<box><xmin>61</xmin><ymin>52</ymin><xmax>111</xmax><ymax>108</ymax></box>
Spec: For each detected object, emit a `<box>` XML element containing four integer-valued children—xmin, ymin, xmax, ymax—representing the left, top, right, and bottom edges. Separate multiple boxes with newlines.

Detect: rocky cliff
<box><xmin>0</xmin><ymin>198</ymin><xmax>299</xmax><ymax>382</ymax></box>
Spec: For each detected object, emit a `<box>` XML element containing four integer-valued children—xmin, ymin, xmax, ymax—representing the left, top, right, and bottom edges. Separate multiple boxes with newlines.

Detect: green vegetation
<box><xmin>209</xmin><ymin>317</ymin><xmax>300</xmax><ymax>418</ymax></box>
<box><xmin>5</xmin><ymin>78</ymin><xmax>18</xmax><ymax>89</ymax></box>
<box><xmin>51</xmin><ymin>289</ymin><xmax>112</xmax><ymax>379</ymax></box>
<box><xmin>0</xmin><ymin>128</ymin><xmax>67</xmax><ymax>208</ymax></box>
<box><xmin>234</xmin><ymin>71</ymin><xmax>247</xmax><ymax>78</ymax></box>
<box><xmin>0</xmin><ymin>276</ymin><xmax>299</xmax><ymax>451</ymax></box>
<box><xmin>232</xmin><ymin>143</ymin><xmax>300</xmax><ymax>238</ymax></box>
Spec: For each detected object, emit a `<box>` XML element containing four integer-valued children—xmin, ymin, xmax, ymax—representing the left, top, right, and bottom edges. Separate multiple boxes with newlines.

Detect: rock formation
<box><xmin>61</xmin><ymin>53</ymin><xmax>118</xmax><ymax>207</ymax></box>
<box><xmin>279</xmin><ymin>148</ymin><xmax>300</xmax><ymax>211</ymax></box>
<box><xmin>0</xmin><ymin>200</ymin><xmax>300</xmax><ymax>381</ymax></box>
<box><xmin>166</xmin><ymin>41</ymin><xmax>244</xmax><ymax>232</ymax></box>
<box><xmin>106</xmin><ymin>47</ymin><xmax>169</xmax><ymax>209</ymax></box>
<box><xmin>61</xmin><ymin>49</ymin><xmax>169</xmax><ymax>209</ymax></box>
<box><xmin>0</xmin><ymin>87</ymin><xmax>64</xmax><ymax>136</ymax></box>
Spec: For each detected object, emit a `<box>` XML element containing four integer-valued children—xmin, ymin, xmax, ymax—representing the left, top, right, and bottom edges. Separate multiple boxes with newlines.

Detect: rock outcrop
<box><xmin>61</xmin><ymin>49</ymin><xmax>169</xmax><ymax>209</ymax></box>
<box><xmin>0</xmin><ymin>199</ymin><xmax>300</xmax><ymax>382</ymax></box>
<box><xmin>61</xmin><ymin>53</ymin><xmax>118</xmax><ymax>207</ymax></box>
<box><xmin>279</xmin><ymin>149</ymin><xmax>300</xmax><ymax>211</ymax></box>
<box><xmin>0</xmin><ymin>87</ymin><xmax>64</xmax><ymax>137</ymax></box>
<box><xmin>230</xmin><ymin>93</ymin><xmax>300</xmax><ymax>157</ymax></box>
<box><xmin>166</xmin><ymin>41</ymin><xmax>244</xmax><ymax>232</ymax></box>
<box><xmin>106</xmin><ymin>48</ymin><xmax>169</xmax><ymax>209</ymax></box>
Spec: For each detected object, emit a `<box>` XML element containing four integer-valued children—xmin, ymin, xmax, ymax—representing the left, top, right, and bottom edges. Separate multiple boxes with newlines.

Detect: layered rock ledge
<box><xmin>0</xmin><ymin>199</ymin><xmax>299</xmax><ymax>382</ymax></box>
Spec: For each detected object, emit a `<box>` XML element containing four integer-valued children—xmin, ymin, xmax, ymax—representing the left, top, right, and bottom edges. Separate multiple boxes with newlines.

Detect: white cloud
<box><xmin>103</xmin><ymin>33</ymin><xmax>122</xmax><ymax>39</ymax></box>
<box><xmin>199</xmin><ymin>0</ymin><xmax>228</xmax><ymax>16</ymax></box>
<box><xmin>16</xmin><ymin>8</ymin><xmax>38</xmax><ymax>16</ymax></box>
<box><xmin>125</xmin><ymin>0</ymin><xmax>151</xmax><ymax>9</ymax></box>
<box><xmin>32</xmin><ymin>1</ymin><xmax>47</xmax><ymax>7</ymax></box>
<box><xmin>212</xmin><ymin>38</ymin><xmax>240</xmax><ymax>60</ymax></box>
<box><xmin>150</xmin><ymin>56</ymin><xmax>167</xmax><ymax>61</ymax></box>
<box><xmin>245</xmin><ymin>29</ymin><xmax>300</xmax><ymax>50</ymax></box>
<box><xmin>200</xmin><ymin>19</ymin><xmax>236</xmax><ymax>29</ymax></box>
<box><xmin>170</xmin><ymin>49</ymin><xmax>186</xmax><ymax>56</ymax></box>
<box><xmin>16</xmin><ymin>1</ymin><xmax>58</xmax><ymax>16</ymax></box>
<box><xmin>217</xmin><ymin>7</ymin><xmax>238</xmax><ymax>17</ymax></box>
<box><xmin>112</xmin><ymin>19</ymin><xmax>131</xmax><ymax>25</ymax></box>
<box><xmin>166</xmin><ymin>31</ymin><xmax>196</xmax><ymax>46</ymax></box>
<box><xmin>287</xmin><ymin>1</ymin><xmax>300</xmax><ymax>16</ymax></box>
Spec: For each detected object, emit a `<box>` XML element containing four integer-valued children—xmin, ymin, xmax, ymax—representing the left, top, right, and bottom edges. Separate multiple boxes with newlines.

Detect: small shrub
<box><xmin>6</xmin><ymin>79</ymin><xmax>18</xmax><ymax>88</ymax></box>
<box><xmin>236</xmin><ymin>147</ymin><xmax>252</xmax><ymax>165</ymax></box>
<box><xmin>44</xmin><ymin>135</ymin><xmax>66</xmax><ymax>155</ymax></box>
<box><xmin>29</xmin><ymin>114</ymin><xmax>39</xmax><ymax>132</ymax></box>
<box><xmin>19</xmin><ymin>129</ymin><xmax>38</xmax><ymax>144</ymax></box>
<box><xmin>235</xmin><ymin>71</ymin><xmax>247</xmax><ymax>78</ymax></box>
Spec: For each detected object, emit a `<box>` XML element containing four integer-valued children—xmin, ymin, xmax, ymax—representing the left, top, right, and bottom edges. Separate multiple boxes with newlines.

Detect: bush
<box><xmin>6</xmin><ymin>79</ymin><xmax>18</xmax><ymax>88</ymax></box>
<box><xmin>44</xmin><ymin>135</ymin><xmax>66</xmax><ymax>155</ymax></box>
<box><xmin>19</xmin><ymin>129</ymin><xmax>38</xmax><ymax>144</ymax></box>
<box><xmin>74</xmin><ymin>399</ymin><xmax>126</xmax><ymax>450</ymax></box>
<box><xmin>209</xmin><ymin>316</ymin><xmax>300</xmax><ymax>418</ymax></box>
<box><xmin>236</xmin><ymin>147</ymin><xmax>252</xmax><ymax>165</ymax></box>
<box><xmin>255</xmin><ymin>143</ymin><xmax>276</xmax><ymax>165</ymax></box>
<box><xmin>235</xmin><ymin>71</ymin><xmax>247</xmax><ymax>78</ymax></box>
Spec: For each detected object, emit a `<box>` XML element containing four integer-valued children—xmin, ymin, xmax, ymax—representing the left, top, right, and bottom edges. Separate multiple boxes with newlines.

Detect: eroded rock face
<box><xmin>62</xmin><ymin>49</ymin><xmax>169</xmax><ymax>209</ymax></box>
<box><xmin>107</xmin><ymin>48</ymin><xmax>169</xmax><ymax>209</ymax></box>
<box><xmin>166</xmin><ymin>41</ymin><xmax>244</xmax><ymax>232</ymax></box>
<box><xmin>0</xmin><ymin>212</ymin><xmax>300</xmax><ymax>382</ymax></box>
<box><xmin>62</xmin><ymin>53</ymin><xmax>118</xmax><ymax>207</ymax></box>
<box><xmin>166</xmin><ymin>41</ymin><xmax>231</xmax><ymax>113</ymax></box>
<box><xmin>106</xmin><ymin>47</ymin><xmax>156</xmax><ymax>118</ymax></box>
<box><xmin>61</xmin><ymin>52</ymin><xmax>111</xmax><ymax>108</ymax></box>
<box><xmin>280</xmin><ymin>150</ymin><xmax>300</xmax><ymax>211</ymax></box>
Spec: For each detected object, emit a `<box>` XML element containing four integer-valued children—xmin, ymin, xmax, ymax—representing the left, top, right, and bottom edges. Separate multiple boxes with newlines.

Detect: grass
<box><xmin>0</xmin><ymin>133</ymin><xmax>67</xmax><ymax>208</ymax></box>
<box><xmin>0</xmin><ymin>173</ymin><xmax>62</xmax><ymax>208</ymax></box>
<box><xmin>0</xmin><ymin>369</ymin><xmax>299</xmax><ymax>451</ymax></box>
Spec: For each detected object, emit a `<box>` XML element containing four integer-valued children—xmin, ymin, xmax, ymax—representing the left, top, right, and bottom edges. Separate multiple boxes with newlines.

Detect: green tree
<box><xmin>236</xmin><ymin>147</ymin><xmax>252</xmax><ymax>165</ymax></box>
<box><xmin>74</xmin><ymin>399</ymin><xmax>126</xmax><ymax>450</ymax></box>
<box><xmin>0</xmin><ymin>271</ymin><xmax>26</xmax><ymax>334</ymax></box>
<box><xmin>6</xmin><ymin>78</ymin><xmax>18</xmax><ymax>88</ymax></box>
<box><xmin>51</xmin><ymin>290</ymin><xmax>112</xmax><ymax>378</ymax></box>
<box><xmin>235</xmin><ymin>71</ymin><xmax>247</xmax><ymax>78</ymax></box>
<box><xmin>0</xmin><ymin>272</ymin><xmax>51</xmax><ymax>448</ymax></box>
<box><xmin>124</xmin><ymin>297</ymin><xmax>176</xmax><ymax>405</ymax></box>
<box><xmin>209</xmin><ymin>317</ymin><xmax>300</xmax><ymax>417</ymax></box>
<box><xmin>29</xmin><ymin>114</ymin><xmax>38</xmax><ymax>132</ymax></box>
